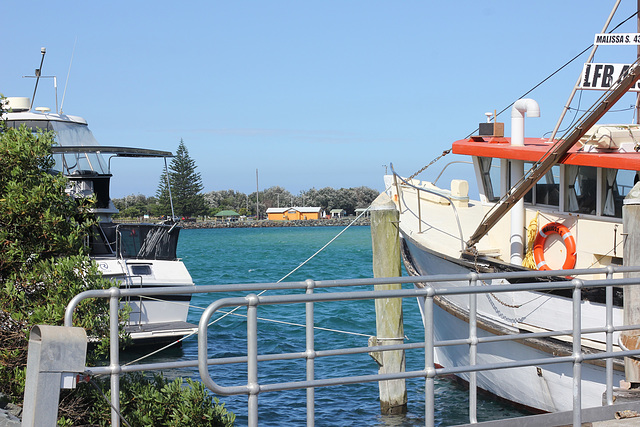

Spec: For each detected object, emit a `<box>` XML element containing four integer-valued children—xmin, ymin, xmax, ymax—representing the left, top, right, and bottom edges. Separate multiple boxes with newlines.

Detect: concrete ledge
<box><xmin>457</xmin><ymin>401</ymin><xmax>640</xmax><ymax>427</ymax></box>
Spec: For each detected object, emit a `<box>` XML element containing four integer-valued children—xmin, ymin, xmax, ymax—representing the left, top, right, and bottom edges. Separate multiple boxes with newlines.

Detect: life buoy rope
<box><xmin>533</xmin><ymin>222</ymin><xmax>577</xmax><ymax>270</ymax></box>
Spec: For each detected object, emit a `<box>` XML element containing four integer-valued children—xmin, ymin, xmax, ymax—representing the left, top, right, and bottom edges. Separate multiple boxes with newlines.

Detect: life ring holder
<box><xmin>533</xmin><ymin>222</ymin><xmax>577</xmax><ymax>271</ymax></box>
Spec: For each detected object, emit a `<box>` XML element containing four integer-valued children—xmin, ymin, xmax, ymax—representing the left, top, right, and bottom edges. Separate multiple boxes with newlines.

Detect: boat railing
<box><xmin>65</xmin><ymin>265</ymin><xmax>640</xmax><ymax>427</ymax></box>
<box><xmin>390</xmin><ymin>163</ymin><xmax>465</xmax><ymax>253</ymax></box>
<box><xmin>119</xmin><ymin>273</ymin><xmax>144</xmax><ymax>326</ymax></box>
<box><xmin>431</xmin><ymin>160</ymin><xmax>473</xmax><ymax>186</ymax></box>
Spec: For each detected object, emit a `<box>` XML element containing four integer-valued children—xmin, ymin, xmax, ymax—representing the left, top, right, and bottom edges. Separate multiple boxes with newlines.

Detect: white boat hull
<box><xmin>96</xmin><ymin>257</ymin><xmax>195</xmax><ymax>342</ymax></box>
<box><xmin>404</xmin><ymin>233</ymin><xmax>623</xmax><ymax>412</ymax></box>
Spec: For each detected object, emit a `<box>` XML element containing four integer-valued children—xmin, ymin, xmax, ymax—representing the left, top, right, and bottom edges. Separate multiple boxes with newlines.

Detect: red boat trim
<box><xmin>452</xmin><ymin>137</ymin><xmax>640</xmax><ymax>170</ymax></box>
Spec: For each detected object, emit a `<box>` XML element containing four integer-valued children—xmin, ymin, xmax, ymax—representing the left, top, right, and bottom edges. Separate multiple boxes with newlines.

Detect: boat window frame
<box><xmin>473</xmin><ymin>156</ymin><xmax>501</xmax><ymax>204</ymax></box>
<box><xmin>522</xmin><ymin>162</ymin><xmax>561</xmax><ymax>209</ymax></box>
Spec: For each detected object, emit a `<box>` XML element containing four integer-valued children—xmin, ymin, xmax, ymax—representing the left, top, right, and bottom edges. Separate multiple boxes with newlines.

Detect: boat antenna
<box><xmin>30</xmin><ymin>47</ymin><xmax>46</xmax><ymax>111</ymax></box>
<box><xmin>60</xmin><ymin>37</ymin><xmax>77</xmax><ymax>114</ymax></box>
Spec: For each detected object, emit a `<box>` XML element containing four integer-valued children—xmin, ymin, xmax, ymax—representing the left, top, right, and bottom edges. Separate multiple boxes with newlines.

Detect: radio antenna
<box><xmin>30</xmin><ymin>47</ymin><xmax>46</xmax><ymax>111</ymax></box>
<box><xmin>60</xmin><ymin>37</ymin><xmax>77</xmax><ymax>114</ymax></box>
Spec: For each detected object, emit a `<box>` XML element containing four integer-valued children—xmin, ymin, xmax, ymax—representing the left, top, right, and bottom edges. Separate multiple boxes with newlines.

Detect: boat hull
<box><xmin>96</xmin><ymin>257</ymin><xmax>196</xmax><ymax>342</ymax></box>
<box><xmin>403</xmin><ymin>233</ymin><xmax>623</xmax><ymax>412</ymax></box>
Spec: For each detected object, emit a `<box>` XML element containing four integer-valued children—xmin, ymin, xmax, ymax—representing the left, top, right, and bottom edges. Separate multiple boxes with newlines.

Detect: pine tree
<box><xmin>155</xmin><ymin>169</ymin><xmax>173</xmax><ymax>217</ymax></box>
<box><xmin>156</xmin><ymin>139</ymin><xmax>206</xmax><ymax>218</ymax></box>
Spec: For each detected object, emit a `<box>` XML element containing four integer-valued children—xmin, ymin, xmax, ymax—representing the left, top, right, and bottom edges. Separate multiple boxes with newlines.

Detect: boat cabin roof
<box><xmin>452</xmin><ymin>136</ymin><xmax>640</xmax><ymax>171</ymax></box>
<box><xmin>51</xmin><ymin>146</ymin><xmax>173</xmax><ymax>158</ymax></box>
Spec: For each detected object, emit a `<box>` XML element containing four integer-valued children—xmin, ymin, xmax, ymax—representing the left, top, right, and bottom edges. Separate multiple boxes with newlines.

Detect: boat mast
<box><xmin>547</xmin><ymin>1</ymin><xmax>621</xmax><ymax>142</ymax></box>
<box><xmin>30</xmin><ymin>48</ymin><xmax>46</xmax><ymax>111</ymax></box>
<box><xmin>466</xmin><ymin>62</ymin><xmax>640</xmax><ymax>249</ymax></box>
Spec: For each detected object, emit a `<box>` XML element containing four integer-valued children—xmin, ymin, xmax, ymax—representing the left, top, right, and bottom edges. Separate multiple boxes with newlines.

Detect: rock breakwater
<box><xmin>180</xmin><ymin>217</ymin><xmax>370</xmax><ymax>229</ymax></box>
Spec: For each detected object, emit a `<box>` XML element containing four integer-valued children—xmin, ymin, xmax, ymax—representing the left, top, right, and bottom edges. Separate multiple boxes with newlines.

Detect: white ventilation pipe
<box><xmin>510</xmin><ymin>99</ymin><xmax>540</xmax><ymax>265</ymax></box>
<box><xmin>511</xmin><ymin>98</ymin><xmax>540</xmax><ymax>147</ymax></box>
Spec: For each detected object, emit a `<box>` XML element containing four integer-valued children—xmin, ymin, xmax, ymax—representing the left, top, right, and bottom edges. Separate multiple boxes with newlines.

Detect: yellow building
<box><xmin>266</xmin><ymin>207</ymin><xmax>322</xmax><ymax>221</ymax></box>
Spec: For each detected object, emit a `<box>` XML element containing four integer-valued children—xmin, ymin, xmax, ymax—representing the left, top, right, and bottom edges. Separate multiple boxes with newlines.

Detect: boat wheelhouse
<box><xmin>384</xmin><ymin>1</ymin><xmax>640</xmax><ymax>413</ymax></box>
<box><xmin>2</xmin><ymin>96</ymin><xmax>197</xmax><ymax>344</ymax></box>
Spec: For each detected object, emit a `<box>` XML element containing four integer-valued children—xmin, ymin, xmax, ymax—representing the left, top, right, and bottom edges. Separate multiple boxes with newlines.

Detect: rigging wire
<box><xmin>409</xmin><ymin>11</ymin><xmax>640</xmax><ymax>179</ymax></box>
<box><xmin>543</xmin><ymin>89</ymin><xmax>585</xmax><ymax>138</ymax></box>
<box><xmin>83</xmin><ymin>376</ymin><xmax>132</xmax><ymax>427</ymax></box>
<box><xmin>487</xmin><ymin>10</ymin><xmax>638</xmax><ymax>138</ymax></box>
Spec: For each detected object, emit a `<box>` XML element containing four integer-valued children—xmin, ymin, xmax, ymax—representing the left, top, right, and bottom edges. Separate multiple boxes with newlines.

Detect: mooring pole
<box><xmin>369</xmin><ymin>192</ymin><xmax>407</xmax><ymax>414</ymax></box>
<box><xmin>623</xmin><ymin>182</ymin><xmax>640</xmax><ymax>385</ymax></box>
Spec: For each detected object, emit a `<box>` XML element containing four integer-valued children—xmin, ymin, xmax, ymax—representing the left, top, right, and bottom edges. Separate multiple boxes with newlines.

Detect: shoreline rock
<box><xmin>0</xmin><ymin>393</ymin><xmax>21</xmax><ymax>427</ymax></box>
<box><xmin>179</xmin><ymin>217</ymin><xmax>370</xmax><ymax>229</ymax></box>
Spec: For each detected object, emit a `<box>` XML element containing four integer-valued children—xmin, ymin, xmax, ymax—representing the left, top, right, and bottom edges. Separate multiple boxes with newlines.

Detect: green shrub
<box><xmin>0</xmin><ymin>114</ymin><xmax>235</xmax><ymax>424</ymax></box>
<box><xmin>0</xmin><ymin>123</ymin><xmax>113</xmax><ymax>400</ymax></box>
<box><xmin>59</xmin><ymin>373</ymin><xmax>235</xmax><ymax>426</ymax></box>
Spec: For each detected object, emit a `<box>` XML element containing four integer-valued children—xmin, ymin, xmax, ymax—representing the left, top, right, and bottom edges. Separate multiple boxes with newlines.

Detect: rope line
<box><xmin>213</xmin><ymin>309</ymin><xmax>374</xmax><ymax>338</ymax></box>
<box><xmin>124</xmin><ymin>206</ymin><xmax>377</xmax><ymax>367</ymax></box>
<box><xmin>86</xmin><ymin>376</ymin><xmax>132</xmax><ymax>427</ymax></box>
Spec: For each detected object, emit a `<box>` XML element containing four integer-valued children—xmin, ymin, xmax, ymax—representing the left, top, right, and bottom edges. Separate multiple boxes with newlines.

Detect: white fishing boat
<box><xmin>385</xmin><ymin>3</ymin><xmax>640</xmax><ymax>413</ymax></box>
<box><xmin>2</xmin><ymin>57</ymin><xmax>197</xmax><ymax>345</ymax></box>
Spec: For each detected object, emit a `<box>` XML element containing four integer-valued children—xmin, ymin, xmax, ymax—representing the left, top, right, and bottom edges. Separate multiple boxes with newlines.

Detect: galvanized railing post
<box><xmin>424</xmin><ymin>287</ymin><xmax>435</xmax><ymax>427</ymax></box>
<box><xmin>109</xmin><ymin>287</ymin><xmax>121</xmax><ymax>427</ymax></box>
<box><xmin>572</xmin><ymin>279</ymin><xmax>583</xmax><ymax>427</ymax></box>
<box><xmin>246</xmin><ymin>294</ymin><xmax>259</xmax><ymax>427</ymax></box>
<box><xmin>468</xmin><ymin>273</ymin><xmax>478</xmax><ymax>424</ymax></box>
<box><xmin>605</xmin><ymin>266</ymin><xmax>614</xmax><ymax>405</ymax></box>
<box><xmin>63</xmin><ymin>266</ymin><xmax>640</xmax><ymax>427</ymax></box>
<box><xmin>417</xmin><ymin>188</ymin><xmax>422</xmax><ymax>234</ymax></box>
<box><xmin>305</xmin><ymin>279</ymin><xmax>316</xmax><ymax>427</ymax></box>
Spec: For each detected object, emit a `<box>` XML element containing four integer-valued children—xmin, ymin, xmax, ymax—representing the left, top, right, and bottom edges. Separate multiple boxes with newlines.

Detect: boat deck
<box><xmin>125</xmin><ymin>321</ymin><xmax>198</xmax><ymax>345</ymax></box>
<box><xmin>396</xmin><ymin>185</ymin><xmax>502</xmax><ymax>260</ymax></box>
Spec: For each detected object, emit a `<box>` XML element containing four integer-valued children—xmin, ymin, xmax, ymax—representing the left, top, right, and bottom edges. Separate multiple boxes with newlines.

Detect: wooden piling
<box><xmin>370</xmin><ymin>192</ymin><xmax>407</xmax><ymax>414</ymax></box>
<box><xmin>623</xmin><ymin>182</ymin><xmax>640</xmax><ymax>384</ymax></box>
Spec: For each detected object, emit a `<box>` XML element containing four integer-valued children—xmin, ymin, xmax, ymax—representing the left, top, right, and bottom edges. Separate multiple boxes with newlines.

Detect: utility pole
<box><xmin>256</xmin><ymin>169</ymin><xmax>259</xmax><ymax>220</ymax></box>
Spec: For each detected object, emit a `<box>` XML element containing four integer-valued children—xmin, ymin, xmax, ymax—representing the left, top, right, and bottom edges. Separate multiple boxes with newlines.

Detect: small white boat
<box><xmin>385</xmin><ymin>2</ymin><xmax>640</xmax><ymax>413</ymax></box>
<box><xmin>3</xmin><ymin>82</ymin><xmax>196</xmax><ymax>345</ymax></box>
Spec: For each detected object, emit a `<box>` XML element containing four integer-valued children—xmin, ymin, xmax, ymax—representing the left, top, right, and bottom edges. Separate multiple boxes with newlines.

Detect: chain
<box><xmin>406</xmin><ymin>148</ymin><xmax>452</xmax><ymax>182</ymax></box>
<box><xmin>472</xmin><ymin>250</ymin><xmax>524</xmax><ymax>309</ymax></box>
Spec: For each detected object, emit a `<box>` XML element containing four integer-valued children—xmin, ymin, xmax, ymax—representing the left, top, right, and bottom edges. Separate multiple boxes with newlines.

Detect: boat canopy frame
<box><xmin>51</xmin><ymin>145</ymin><xmax>173</xmax><ymax>174</ymax></box>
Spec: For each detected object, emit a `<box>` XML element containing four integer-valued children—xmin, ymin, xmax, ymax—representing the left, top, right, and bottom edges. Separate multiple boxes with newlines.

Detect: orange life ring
<box><xmin>533</xmin><ymin>222</ymin><xmax>577</xmax><ymax>270</ymax></box>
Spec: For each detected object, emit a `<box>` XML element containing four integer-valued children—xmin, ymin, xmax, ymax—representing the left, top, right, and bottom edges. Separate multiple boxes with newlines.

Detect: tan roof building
<box><xmin>266</xmin><ymin>207</ymin><xmax>322</xmax><ymax>221</ymax></box>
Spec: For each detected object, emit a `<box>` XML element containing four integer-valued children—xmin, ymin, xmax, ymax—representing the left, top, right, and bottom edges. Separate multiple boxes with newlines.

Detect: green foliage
<box><xmin>205</xmin><ymin>189</ymin><xmax>253</xmax><ymax>216</ymax></box>
<box><xmin>212</xmin><ymin>185</ymin><xmax>380</xmax><ymax>218</ymax></box>
<box><xmin>59</xmin><ymin>373</ymin><xmax>235</xmax><ymax>426</ymax></box>
<box><xmin>112</xmin><ymin>194</ymin><xmax>161</xmax><ymax>219</ymax></box>
<box><xmin>0</xmin><ymin>255</ymin><xmax>112</xmax><ymax>398</ymax></box>
<box><xmin>0</xmin><ymin>126</ymin><xmax>93</xmax><ymax>278</ymax></box>
<box><xmin>0</xmin><ymin>125</ymin><xmax>113</xmax><ymax>401</ymax></box>
<box><xmin>0</xmin><ymin>122</ymin><xmax>234</xmax><ymax>424</ymax></box>
<box><xmin>156</xmin><ymin>139</ymin><xmax>207</xmax><ymax>218</ymax></box>
<box><xmin>120</xmin><ymin>184</ymin><xmax>381</xmax><ymax>219</ymax></box>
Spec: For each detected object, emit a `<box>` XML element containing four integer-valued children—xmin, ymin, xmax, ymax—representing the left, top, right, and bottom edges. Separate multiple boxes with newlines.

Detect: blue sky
<box><xmin>3</xmin><ymin>1</ymin><xmax>640</xmax><ymax>198</ymax></box>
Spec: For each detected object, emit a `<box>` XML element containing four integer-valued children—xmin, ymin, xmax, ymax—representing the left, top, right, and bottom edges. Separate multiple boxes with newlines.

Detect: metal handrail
<box><xmin>389</xmin><ymin>162</ymin><xmax>465</xmax><ymax>253</ymax></box>
<box><xmin>432</xmin><ymin>160</ymin><xmax>473</xmax><ymax>186</ymax></box>
<box><xmin>65</xmin><ymin>265</ymin><xmax>640</xmax><ymax>427</ymax></box>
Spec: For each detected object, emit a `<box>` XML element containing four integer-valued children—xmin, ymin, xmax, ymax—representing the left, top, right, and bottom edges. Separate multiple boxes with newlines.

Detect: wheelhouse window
<box><xmin>565</xmin><ymin>165</ymin><xmax>598</xmax><ymax>215</ymax></box>
<box><xmin>478</xmin><ymin>157</ymin><xmax>500</xmax><ymax>202</ymax></box>
<box><xmin>603</xmin><ymin>169</ymin><xmax>636</xmax><ymax>218</ymax></box>
<box><xmin>524</xmin><ymin>164</ymin><xmax>560</xmax><ymax>207</ymax></box>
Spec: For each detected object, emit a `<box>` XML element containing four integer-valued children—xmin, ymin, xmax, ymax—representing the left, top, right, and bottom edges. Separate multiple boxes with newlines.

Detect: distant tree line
<box><xmin>112</xmin><ymin>139</ymin><xmax>380</xmax><ymax>219</ymax></box>
<box><xmin>113</xmin><ymin>185</ymin><xmax>380</xmax><ymax>219</ymax></box>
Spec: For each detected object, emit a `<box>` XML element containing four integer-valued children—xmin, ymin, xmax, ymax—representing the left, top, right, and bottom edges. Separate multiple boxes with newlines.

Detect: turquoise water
<box><xmin>149</xmin><ymin>226</ymin><xmax>526</xmax><ymax>426</ymax></box>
